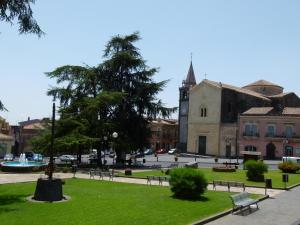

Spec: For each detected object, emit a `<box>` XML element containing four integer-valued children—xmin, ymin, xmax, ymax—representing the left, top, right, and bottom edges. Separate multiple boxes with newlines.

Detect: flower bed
<box><xmin>212</xmin><ymin>166</ymin><xmax>236</xmax><ymax>172</ymax></box>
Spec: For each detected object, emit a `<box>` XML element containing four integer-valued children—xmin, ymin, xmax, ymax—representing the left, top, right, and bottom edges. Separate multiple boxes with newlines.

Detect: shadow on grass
<box><xmin>0</xmin><ymin>194</ymin><xmax>27</xmax><ymax>215</ymax></box>
<box><xmin>171</xmin><ymin>195</ymin><xmax>209</xmax><ymax>202</ymax></box>
<box><xmin>0</xmin><ymin>194</ymin><xmax>27</xmax><ymax>206</ymax></box>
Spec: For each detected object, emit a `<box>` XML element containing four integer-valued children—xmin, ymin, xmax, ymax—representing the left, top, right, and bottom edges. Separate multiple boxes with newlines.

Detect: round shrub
<box><xmin>244</xmin><ymin>160</ymin><xmax>268</xmax><ymax>182</ymax></box>
<box><xmin>169</xmin><ymin>168</ymin><xmax>208</xmax><ymax>199</ymax></box>
<box><xmin>278</xmin><ymin>161</ymin><xmax>300</xmax><ymax>173</ymax></box>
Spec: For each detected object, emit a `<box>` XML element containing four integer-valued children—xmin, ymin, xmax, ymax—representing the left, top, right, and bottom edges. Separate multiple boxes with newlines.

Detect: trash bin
<box><xmin>282</xmin><ymin>174</ymin><xmax>289</xmax><ymax>183</ymax></box>
<box><xmin>265</xmin><ymin>178</ymin><xmax>272</xmax><ymax>188</ymax></box>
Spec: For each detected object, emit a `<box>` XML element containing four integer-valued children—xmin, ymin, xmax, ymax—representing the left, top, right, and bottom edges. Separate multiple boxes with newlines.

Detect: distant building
<box><xmin>0</xmin><ymin>117</ymin><xmax>13</xmax><ymax>157</ymax></box>
<box><xmin>10</xmin><ymin>118</ymin><xmax>46</xmax><ymax>154</ymax></box>
<box><xmin>239</xmin><ymin>107</ymin><xmax>300</xmax><ymax>159</ymax></box>
<box><xmin>149</xmin><ymin>118</ymin><xmax>178</xmax><ymax>151</ymax></box>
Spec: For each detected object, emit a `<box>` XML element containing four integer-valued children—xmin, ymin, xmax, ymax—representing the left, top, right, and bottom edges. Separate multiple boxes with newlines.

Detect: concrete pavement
<box><xmin>206</xmin><ymin>185</ymin><xmax>300</xmax><ymax>225</ymax></box>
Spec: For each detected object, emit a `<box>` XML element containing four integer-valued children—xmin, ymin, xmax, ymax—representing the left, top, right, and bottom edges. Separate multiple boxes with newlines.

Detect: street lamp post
<box><xmin>112</xmin><ymin>132</ymin><xmax>118</xmax><ymax>166</ymax></box>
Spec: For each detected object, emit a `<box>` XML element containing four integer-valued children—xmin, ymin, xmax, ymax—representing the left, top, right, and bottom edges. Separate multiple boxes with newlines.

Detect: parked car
<box><xmin>168</xmin><ymin>148</ymin><xmax>177</xmax><ymax>155</ymax></box>
<box><xmin>144</xmin><ymin>149</ymin><xmax>153</xmax><ymax>155</ymax></box>
<box><xmin>134</xmin><ymin>151</ymin><xmax>145</xmax><ymax>158</ymax></box>
<box><xmin>59</xmin><ymin>155</ymin><xmax>76</xmax><ymax>162</ymax></box>
<box><xmin>282</xmin><ymin>156</ymin><xmax>300</xmax><ymax>164</ymax></box>
<box><xmin>3</xmin><ymin>153</ymin><xmax>14</xmax><ymax>161</ymax></box>
<box><xmin>33</xmin><ymin>153</ymin><xmax>43</xmax><ymax>162</ymax></box>
<box><xmin>24</xmin><ymin>151</ymin><xmax>34</xmax><ymax>161</ymax></box>
<box><xmin>156</xmin><ymin>148</ymin><xmax>167</xmax><ymax>154</ymax></box>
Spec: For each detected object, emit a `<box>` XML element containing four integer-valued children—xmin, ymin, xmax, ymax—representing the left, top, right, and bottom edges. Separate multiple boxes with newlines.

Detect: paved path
<box><xmin>0</xmin><ymin>172</ymin><xmax>283</xmax><ymax>197</ymax></box>
<box><xmin>207</xmin><ymin>185</ymin><xmax>300</xmax><ymax>225</ymax></box>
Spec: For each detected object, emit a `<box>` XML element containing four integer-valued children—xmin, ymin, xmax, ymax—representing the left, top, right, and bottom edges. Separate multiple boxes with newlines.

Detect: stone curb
<box><xmin>115</xmin><ymin>175</ymin><xmax>299</xmax><ymax>190</ymax></box>
<box><xmin>190</xmin><ymin>195</ymin><xmax>270</xmax><ymax>225</ymax></box>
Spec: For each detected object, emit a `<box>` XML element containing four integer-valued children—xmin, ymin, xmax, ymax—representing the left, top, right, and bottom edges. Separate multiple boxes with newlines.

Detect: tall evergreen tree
<box><xmin>46</xmin><ymin>65</ymin><xmax>123</xmax><ymax>166</ymax></box>
<box><xmin>44</xmin><ymin>32</ymin><xmax>176</xmax><ymax>166</ymax></box>
<box><xmin>100</xmin><ymin>32</ymin><xmax>177</xmax><ymax>163</ymax></box>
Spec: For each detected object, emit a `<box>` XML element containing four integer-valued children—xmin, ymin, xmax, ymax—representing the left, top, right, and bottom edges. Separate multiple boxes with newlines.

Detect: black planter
<box><xmin>34</xmin><ymin>178</ymin><xmax>63</xmax><ymax>202</ymax></box>
<box><xmin>125</xmin><ymin>169</ymin><xmax>132</xmax><ymax>176</ymax></box>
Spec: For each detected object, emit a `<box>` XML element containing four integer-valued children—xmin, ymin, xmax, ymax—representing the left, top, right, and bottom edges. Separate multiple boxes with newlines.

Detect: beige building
<box><xmin>186</xmin><ymin>79</ymin><xmax>278</xmax><ymax>157</ymax></box>
<box><xmin>0</xmin><ymin>117</ymin><xmax>13</xmax><ymax>157</ymax></box>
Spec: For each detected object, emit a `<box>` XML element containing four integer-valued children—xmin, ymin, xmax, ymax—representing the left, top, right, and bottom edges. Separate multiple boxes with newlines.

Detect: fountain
<box><xmin>0</xmin><ymin>153</ymin><xmax>47</xmax><ymax>172</ymax></box>
<box><xmin>19</xmin><ymin>153</ymin><xmax>28</xmax><ymax>165</ymax></box>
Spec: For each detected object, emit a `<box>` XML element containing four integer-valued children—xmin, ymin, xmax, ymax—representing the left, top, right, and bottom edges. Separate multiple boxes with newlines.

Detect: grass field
<box><xmin>117</xmin><ymin>168</ymin><xmax>300</xmax><ymax>188</ymax></box>
<box><xmin>0</xmin><ymin>179</ymin><xmax>234</xmax><ymax>225</ymax></box>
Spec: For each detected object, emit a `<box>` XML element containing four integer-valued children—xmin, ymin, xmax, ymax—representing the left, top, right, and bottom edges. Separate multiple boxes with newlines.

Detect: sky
<box><xmin>1</xmin><ymin>0</ymin><xmax>300</xmax><ymax>124</ymax></box>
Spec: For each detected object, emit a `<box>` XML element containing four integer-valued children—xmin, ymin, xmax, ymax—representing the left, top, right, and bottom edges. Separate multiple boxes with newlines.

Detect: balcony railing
<box><xmin>243</xmin><ymin>132</ymin><xmax>259</xmax><ymax>137</ymax></box>
<box><xmin>265</xmin><ymin>133</ymin><xmax>300</xmax><ymax>139</ymax></box>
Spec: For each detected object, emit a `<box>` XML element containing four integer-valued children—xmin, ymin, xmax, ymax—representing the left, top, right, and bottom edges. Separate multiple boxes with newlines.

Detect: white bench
<box><xmin>230</xmin><ymin>192</ymin><xmax>259</xmax><ymax>214</ymax></box>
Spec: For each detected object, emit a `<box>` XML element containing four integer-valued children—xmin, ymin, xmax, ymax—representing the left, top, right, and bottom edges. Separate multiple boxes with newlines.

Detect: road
<box><xmin>42</xmin><ymin>154</ymin><xmax>282</xmax><ymax>169</ymax></box>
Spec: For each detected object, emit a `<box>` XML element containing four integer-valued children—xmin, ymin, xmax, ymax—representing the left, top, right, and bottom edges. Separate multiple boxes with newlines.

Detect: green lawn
<box><xmin>118</xmin><ymin>168</ymin><xmax>300</xmax><ymax>188</ymax></box>
<box><xmin>0</xmin><ymin>179</ymin><xmax>234</xmax><ymax>225</ymax></box>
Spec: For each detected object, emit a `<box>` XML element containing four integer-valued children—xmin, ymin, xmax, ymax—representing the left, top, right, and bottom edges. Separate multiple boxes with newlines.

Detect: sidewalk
<box><xmin>206</xmin><ymin>185</ymin><xmax>300</xmax><ymax>225</ymax></box>
<box><xmin>0</xmin><ymin>172</ymin><xmax>284</xmax><ymax>197</ymax></box>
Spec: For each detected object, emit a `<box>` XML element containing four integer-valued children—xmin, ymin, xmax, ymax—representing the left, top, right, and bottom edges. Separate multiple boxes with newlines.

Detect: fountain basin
<box><xmin>0</xmin><ymin>161</ymin><xmax>47</xmax><ymax>172</ymax></box>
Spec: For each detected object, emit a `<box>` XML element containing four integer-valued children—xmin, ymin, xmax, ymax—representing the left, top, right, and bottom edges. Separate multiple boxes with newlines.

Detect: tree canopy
<box><xmin>0</xmin><ymin>0</ymin><xmax>43</xmax><ymax>36</ymax></box>
<box><xmin>35</xmin><ymin>32</ymin><xmax>176</xmax><ymax>165</ymax></box>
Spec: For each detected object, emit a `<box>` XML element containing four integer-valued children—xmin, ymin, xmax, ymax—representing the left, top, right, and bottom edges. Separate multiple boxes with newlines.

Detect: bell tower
<box><xmin>178</xmin><ymin>61</ymin><xmax>196</xmax><ymax>152</ymax></box>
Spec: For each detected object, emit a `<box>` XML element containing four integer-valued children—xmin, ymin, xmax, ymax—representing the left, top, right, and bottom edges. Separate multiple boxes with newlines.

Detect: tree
<box><xmin>46</xmin><ymin>65</ymin><xmax>123</xmax><ymax>167</ymax></box>
<box><xmin>0</xmin><ymin>0</ymin><xmax>43</xmax><ymax>36</ymax></box>
<box><xmin>45</xmin><ymin>32</ymin><xmax>177</xmax><ymax>166</ymax></box>
<box><xmin>100</xmin><ymin>32</ymin><xmax>177</xmax><ymax>163</ymax></box>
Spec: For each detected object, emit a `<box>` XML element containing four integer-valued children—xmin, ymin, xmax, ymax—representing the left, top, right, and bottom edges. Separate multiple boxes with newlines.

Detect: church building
<box><xmin>178</xmin><ymin>63</ymin><xmax>300</xmax><ymax>157</ymax></box>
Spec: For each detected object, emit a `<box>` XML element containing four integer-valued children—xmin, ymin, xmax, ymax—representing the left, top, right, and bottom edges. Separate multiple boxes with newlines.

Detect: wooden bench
<box><xmin>89</xmin><ymin>169</ymin><xmax>114</xmax><ymax>181</ymax></box>
<box><xmin>213</xmin><ymin>180</ymin><xmax>245</xmax><ymax>192</ymax></box>
<box><xmin>99</xmin><ymin>171</ymin><xmax>114</xmax><ymax>181</ymax></box>
<box><xmin>147</xmin><ymin>176</ymin><xmax>168</xmax><ymax>186</ymax></box>
<box><xmin>89</xmin><ymin>169</ymin><xmax>96</xmax><ymax>179</ymax></box>
<box><xmin>230</xmin><ymin>192</ymin><xmax>259</xmax><ymax>214</ymax></box>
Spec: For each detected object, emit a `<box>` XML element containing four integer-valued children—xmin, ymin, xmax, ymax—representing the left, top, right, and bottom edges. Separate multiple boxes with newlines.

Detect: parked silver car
<box><xmin>59</xmin><ymin>155</ymin><xmax>76</xmax><ymax>162</ymax></box>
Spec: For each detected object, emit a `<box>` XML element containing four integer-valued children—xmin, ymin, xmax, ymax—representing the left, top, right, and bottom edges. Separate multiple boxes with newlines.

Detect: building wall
<box><xmin>187</xmin><ymin>82</ymin><xmax>222</xmax><ymax>155</ymax></box>
<box><xmin>219</xmin><ymin>124</ymin><xmax>238</xmax><ymax>157</ymax></box>
<box><xmin>221</xmin><ymin>89</ymin><xmax>271</xmax><ymax>123</ymax></box>
<box><xmin>149</xmin><ymin>120</ymin><xmax>178</xmax><ymax>151</ymax></box>
<box><xmin>239</xmin><ymin>115</ymin><xmax>300</xmax><ymax>158</ymax></box>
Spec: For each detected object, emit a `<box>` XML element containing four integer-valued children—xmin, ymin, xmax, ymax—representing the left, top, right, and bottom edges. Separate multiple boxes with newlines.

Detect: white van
<box><xmin>282</xmin><ymin>156</ymin><xmax>300</xmax><ymax>164</ymax></box>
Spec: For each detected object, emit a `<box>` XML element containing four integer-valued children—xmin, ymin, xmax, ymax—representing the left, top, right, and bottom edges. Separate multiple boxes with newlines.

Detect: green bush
<box><xmin>244</xmin><ymin>160</ymin><xmax>268</xmax><ymax>182</ymax></box>
<box><xmin>278</xmin><ymin>161</ymin><xmax>300</xmax><ymax>173</ymax></box>
<box><xmin>169</xmin><ymin>168</ymin><xmax>208</xmax><ymax>199</ymax></box>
